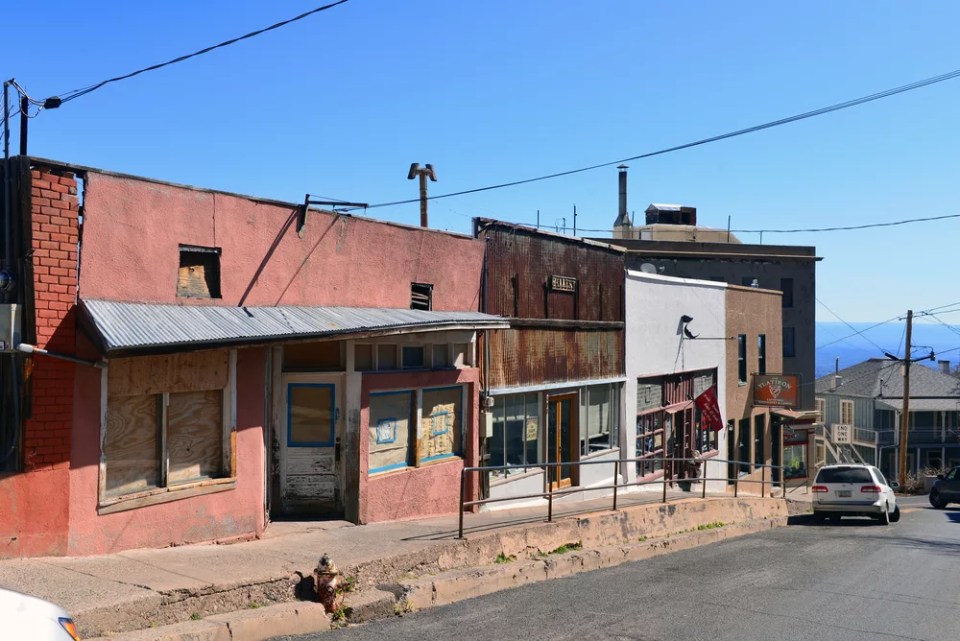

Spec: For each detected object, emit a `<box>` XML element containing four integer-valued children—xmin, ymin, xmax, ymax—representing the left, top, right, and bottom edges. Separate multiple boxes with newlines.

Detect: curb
<box><xmin>86</xmin><ymin>602</ymin><xmax>330</xmax><ymax>641</ymax></box>
<box><xmin>83</xmin><ymin>497</ymin><xmax>806</xmax><ymax>640</ymax></box>
<box><xmin>400</xmin><ymin>516</ymin><xmax>787</xmax><ymax>610</ymax></box>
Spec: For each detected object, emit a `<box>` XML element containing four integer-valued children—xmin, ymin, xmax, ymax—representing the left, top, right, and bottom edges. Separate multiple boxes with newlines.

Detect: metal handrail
<box><xmin>458</xmin><ymin>455</ymin><xmax>792</xmax><ymax>538</ymax></box>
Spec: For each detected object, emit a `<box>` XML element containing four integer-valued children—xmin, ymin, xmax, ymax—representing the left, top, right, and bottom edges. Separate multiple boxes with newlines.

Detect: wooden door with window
<box><xmin>546</xmin><ymin>393</ymin><xmax>579</xmax><ymax>490</ymax></box>
<box><xmin>279</xmin><ymin>374</ymin><xmax>343</xmax><ymax>516</ymax></box>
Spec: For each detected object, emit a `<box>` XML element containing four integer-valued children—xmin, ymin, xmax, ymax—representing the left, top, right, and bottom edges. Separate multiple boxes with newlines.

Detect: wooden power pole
<box><xmin>898</xmin><ymin>310</ymin><xmax>912</xmax><ymax>488</ymax></box>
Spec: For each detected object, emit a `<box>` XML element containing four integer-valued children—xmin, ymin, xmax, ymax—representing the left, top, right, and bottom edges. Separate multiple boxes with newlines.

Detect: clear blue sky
<box><xmin>5</xmin><ymin>1</ymin><xmax>960</xmax><ymax>325</ymax></box>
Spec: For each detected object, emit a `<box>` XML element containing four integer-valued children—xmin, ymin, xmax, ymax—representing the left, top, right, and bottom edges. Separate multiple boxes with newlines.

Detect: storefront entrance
<box><xmin>546</xmin><ymin>393</ymin><xmax>579</xmax><ymax>489</ymax></box>
<box><xmin>277</xmin><ymin>373</ymin><xmax>344</xmax><ymax>516</ymax></box>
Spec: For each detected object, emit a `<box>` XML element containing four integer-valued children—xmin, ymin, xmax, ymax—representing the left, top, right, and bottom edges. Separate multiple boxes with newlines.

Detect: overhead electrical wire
<box><xmin>54</xmin><ymin>0</ymin><xmax>351</xmax><ymax>104</ymax></box>
<box><xmin>732</xmin><ymin>213</ymin><xmax>960</xmax><ymax>234</ymax></box>
<box><xmin>348</xmin><ymin>66</ymin><xmax>960</xmax><ymax>211</ymax></box>
<box><xmin>816</xmin><ymin>297</ymin><xmax>893</xmax><ymax>355</ymax></box>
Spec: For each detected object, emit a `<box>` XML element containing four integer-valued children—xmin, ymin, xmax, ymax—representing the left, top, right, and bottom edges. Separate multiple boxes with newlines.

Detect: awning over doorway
<box><xmin>771</xmin><ymin>408</ymin><xmax>820</xmax><ymax>424</ymax></box>
<box><xmin>80</xmin><ymin>299</ymin><xmax>509</xmax><ymax>356</ymax></box>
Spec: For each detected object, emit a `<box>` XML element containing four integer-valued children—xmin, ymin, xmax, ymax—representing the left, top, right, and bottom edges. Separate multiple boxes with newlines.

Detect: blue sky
<box><xmin>5</xmin><ymin>1</ymin><xmax>960</xmax><ymax>329</ymax></box>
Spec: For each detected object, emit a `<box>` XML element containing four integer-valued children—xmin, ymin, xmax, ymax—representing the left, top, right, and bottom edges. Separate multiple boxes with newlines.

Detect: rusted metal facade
<box><xmin>476</xmin><ymin>219</ymin><xmax>625</xmax><ymax>388</ymax></box>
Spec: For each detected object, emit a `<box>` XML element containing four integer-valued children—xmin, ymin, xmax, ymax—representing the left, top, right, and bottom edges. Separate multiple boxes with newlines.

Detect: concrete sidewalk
<box><xmin>0</xmin><ymin>485</ymin><xmax>812</xmax><ymax>640</ymax></box>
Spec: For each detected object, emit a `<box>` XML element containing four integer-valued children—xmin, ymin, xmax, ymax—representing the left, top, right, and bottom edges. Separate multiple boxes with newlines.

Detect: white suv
<box><xmin>812</xmin><ymin>464</ymin><xmax>900</xmax><ymax>525</ymax></box>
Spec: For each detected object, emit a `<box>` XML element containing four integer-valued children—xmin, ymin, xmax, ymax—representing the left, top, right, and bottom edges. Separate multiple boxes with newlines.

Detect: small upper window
<box><xmin>757</xmin><ymin>334</ymin><xmax>767</xmax><ymax>375</ymax></box>
<box><xmin>781</xmin><ymin>278</ymin><xmax>794</xmax><ymax>308</ymax></box>
<box><xmin>411</xmin><ymin>283</ymin><xmax>433</xmax><ymax>311</ymax></box>
<box><xmin>178</xmin><ymin>245</ymin><xmax>222</xmax><ymax>299</ymax></box>
<box><xmin>737</xmin><ymin>335</ymin><xmax>747</xmax><ymax>383</ymax></box>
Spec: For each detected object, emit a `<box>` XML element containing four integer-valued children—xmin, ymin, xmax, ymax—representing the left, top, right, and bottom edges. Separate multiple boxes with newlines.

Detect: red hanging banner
<box><xmin>695</xmin><ymin>384</ymin><xmax>724</xmax><ymax>432</ymax></box>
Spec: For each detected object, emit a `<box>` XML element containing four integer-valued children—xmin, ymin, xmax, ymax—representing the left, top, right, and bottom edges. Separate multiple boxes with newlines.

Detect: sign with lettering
<box><xmin>752</xmin><ymin>374</ymin><xmax>799</xmax><ymax>408</ymax></box>
<box><xmin>549</xmin><ymin>275</ymin><xmax>577</xmax><ymax>293</ymax></box>
<box><xmin>832</xmin><ymin>424</ymin><xmax>851</xmax><ymax>444</ymax></box>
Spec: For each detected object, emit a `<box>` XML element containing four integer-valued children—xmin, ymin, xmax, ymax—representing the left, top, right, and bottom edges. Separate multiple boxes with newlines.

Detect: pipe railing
<box><xmin>458</xmin><ymin>455</ymin><xmax>790</xmax><ymax>538</ymax></box>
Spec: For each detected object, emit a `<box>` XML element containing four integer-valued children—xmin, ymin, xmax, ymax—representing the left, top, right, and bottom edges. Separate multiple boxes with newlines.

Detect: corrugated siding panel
<box><xmin>480</xmin><ymin>226</ymin><xmax>624</xmax><ymax>321</ymax></box>
<box><xmin>487</xmin><ymin>328</ymin><xmax>623</xmax><ymax>389</ymax></box>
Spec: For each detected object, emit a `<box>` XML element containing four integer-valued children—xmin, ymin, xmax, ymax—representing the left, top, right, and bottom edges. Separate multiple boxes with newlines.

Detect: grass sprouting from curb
<box><xmin>495</xmin><ymin>552</ymin><xmax>517</xmax><ymax>564</ymax></box>
<box><xmin>190</xmin><ymin>613</ymin><xmax>202</xmax><ymax>621</ymax></box>
<box><xmin>697</xmin><ymin>521</ymin><xmax>725</xmax><ymax>531</ymax></box>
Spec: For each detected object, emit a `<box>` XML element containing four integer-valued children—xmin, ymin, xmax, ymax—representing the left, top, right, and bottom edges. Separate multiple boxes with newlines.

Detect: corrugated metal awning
<box><xmin>80</xmin><ymin>299</ymin><xmax>509</xmax><ymax>356</ymax></box>
<box><xmin>771</xmin><ymin>408</ymin><xmax>820</xmax><ymax>424</ymax></box>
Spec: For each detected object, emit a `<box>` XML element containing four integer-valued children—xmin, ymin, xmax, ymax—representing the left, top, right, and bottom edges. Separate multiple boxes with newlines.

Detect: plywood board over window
<box><xmin>421</xmin><ymin>387</ymin><xmax>462</xmax><ymax>462</ymax></box>
<box><xmin>104</xmin><ymin>394</ymin><xmax>160</xmax><ymax>496</ymax></box>
<box><xmin>167</xmin><ymin>390</ymin><xmax>224</xmax><ymax>485</ymax></box>
<box><xmin>101</xmin><ymin>349</ymin><xmax>235</xmax><ymax>511</ymax></box>
<box><xmin>369</xmin><ymin>391</ymin><xmax>414</xmax><ymax>473</ymax></box>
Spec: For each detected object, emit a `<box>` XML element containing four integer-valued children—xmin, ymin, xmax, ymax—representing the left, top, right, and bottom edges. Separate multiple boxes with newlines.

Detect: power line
<box><xmin>816</xmin><ymin>297</ymin><xmax>893</xmax><ymax>355</ymax></box>
<box><xmin>547</xmin><ymin>212</ymin><xmax>960</xmax><ymax>235</ymax></box>
<box><xmin>55</xmin><ymin>1</ymin><xmax>351</xmax><ymax>104</ymax></box>
<box><xmin>815</xmin><ymin>301</ymin><xmax>960</xmax><ymax>353</ymax></box>
<box><xmin>732</xmin><ymin>213</ymin><xmax>960</xmax><ymax>235</ymax></box>
<box><xmin>348</xmin><ymin>66</ymin><xmax>960</xmax><ymax>211</ymax></box>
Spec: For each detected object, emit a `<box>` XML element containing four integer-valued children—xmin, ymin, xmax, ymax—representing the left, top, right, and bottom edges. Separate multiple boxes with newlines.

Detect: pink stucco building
<box><xmin>0</xmin><ymin>158</ymin><xmax>503</xmax><ymax>557</ymax></box>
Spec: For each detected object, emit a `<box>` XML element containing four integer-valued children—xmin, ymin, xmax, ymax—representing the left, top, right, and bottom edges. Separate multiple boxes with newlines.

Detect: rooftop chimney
<box><xmin>939</xmin><ymin>360</ymin><xmax>951</xmax><ymax>375</ymax></box>
<box><xmin>833</xmin><ymin>375</ymin><xmax>842</xmax><ymax>391</ymax></box>
<box><xmin>615</xmin><ymin>164</ymin><xmax>629</xmax><ymax>227</ymax></box>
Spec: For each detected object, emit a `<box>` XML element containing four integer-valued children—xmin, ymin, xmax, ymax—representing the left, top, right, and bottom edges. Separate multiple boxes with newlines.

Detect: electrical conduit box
<box><xmin>0</xmin><ymin>304</ymin><xmax>21</xmax><ymax>352</ymax></box>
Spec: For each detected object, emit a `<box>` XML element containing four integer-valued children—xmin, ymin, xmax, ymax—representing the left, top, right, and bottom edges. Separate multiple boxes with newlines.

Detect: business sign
<box><xmin>783</xmin><ymin>426</ymin><xmax>808</xmax><ymax>446</ymax></box>
<box><xmin>752</xmin><ymin>374</ymin><xmax>799</xmax><ymax>408</ymax></box>
<box><xmin>833</xmin><ymin>423</ymin><xmax>851</xmax><ymax>444</ymax></box>
<box><xmin>549</xmin><ymin>275</ymin><xmax>577</xmax><ymax>293</ymax></box>
<box><xmin>695</xmin><ymin>385</ymin><xmax>724</xmax><ymax>432</ymax></box>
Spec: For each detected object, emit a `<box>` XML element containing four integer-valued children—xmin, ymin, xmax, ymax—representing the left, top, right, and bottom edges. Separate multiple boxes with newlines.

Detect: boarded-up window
<box><xmin>104</xmin><ymin>350</ymin><xmax>232</xmax><ymax>500</ymax></box>
<box><xmin>421</xmin><ymin>387</ymin><xmax>462</xmax><ymax>462</ymax></box>
<box><xmin>168</xmin><ymin>390</ymin><xmax>223</xmax><ymax>485</ymax></box>
<box><xmin>288</xmin><ymin>384</ymin><xmax>335</xmax><ymax>447</ymax></box>
<box><xmin>377</xmin><ymin>344</ymin><xmax>398</xmax><ymax>370</ymax></box>
<box><xmin>411</xmin><ymin>282</ymin><xmax>433</xmax><ymax>310</ymax></box>
<box><xmin>104</xmin><ymin>394</ymin><xmax>160</xmax><ymax>496</ymax></box>
<box><xmin>369</xmin><ymin>391</ymin><xmax>414</xmax><ymax>473</ymax></box>
<box><xmin>178</xmin><ymin>245</ymin><xmax>221</xmax><ymax>299</ymax></box>
<box><xmin>284</xmin><ymin>342</ymin><xmax>344</xmax><ymax>371</ymax></box>
<box><xmin>402</xmin><ymin>346</ymin><xmax>425</xmax><ymax>369</ymax></box>
<box><xmin>355</xmin><ymin>344</ymin><xmax>374</xmax><ymax>371</ymax></box>
<box><xmin>432</xmin><ymin>345</ymin><xmax>450</xmax><ymax>369</ymax></box>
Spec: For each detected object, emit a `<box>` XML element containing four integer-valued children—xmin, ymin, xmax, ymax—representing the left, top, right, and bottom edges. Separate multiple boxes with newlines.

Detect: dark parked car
<box><xmin>929</xmin><ymin>466</ymin><xmax>960</xmax><ymax>509</ymax></box>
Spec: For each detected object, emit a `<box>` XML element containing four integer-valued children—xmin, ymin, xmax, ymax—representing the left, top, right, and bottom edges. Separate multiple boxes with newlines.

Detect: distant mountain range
<box><xmin>815</xmin><ymin>321</ymin><xmax>960</xmax><ymax>379</ymax></box>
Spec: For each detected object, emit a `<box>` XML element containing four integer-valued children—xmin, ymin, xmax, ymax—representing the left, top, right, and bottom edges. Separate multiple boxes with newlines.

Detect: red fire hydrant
<box><xmin>313</xmin><ymin>554</ymin><xmax>342</xmax><ymax>613</ymax></box>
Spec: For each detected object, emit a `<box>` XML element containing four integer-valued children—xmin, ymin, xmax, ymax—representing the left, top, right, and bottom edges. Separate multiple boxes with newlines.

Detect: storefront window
<box><xmin>489</xmin><ymin>393</ymin><xmax>540</xmax><ymax>479</ymax></box>
<box><xmin>583</xmin><ymin>384</ymin><xmax>619</xmax><ymax>454</ymax></box>
<box><xmin>636</xmin><ymin>410</ymin><xmax>665</xmax><ymax>478</ymax></box>
<box><xmin>783</xmin><ymin>426</ymin><xmax>809</xmax><ymax>479</ymax></box>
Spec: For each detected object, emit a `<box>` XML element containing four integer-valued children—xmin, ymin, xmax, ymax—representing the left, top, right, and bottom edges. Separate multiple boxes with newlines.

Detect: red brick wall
<box><xmin>25</xmin><ymin>166</ymin><xmax>78</xmax><ymax>470</ymax></box>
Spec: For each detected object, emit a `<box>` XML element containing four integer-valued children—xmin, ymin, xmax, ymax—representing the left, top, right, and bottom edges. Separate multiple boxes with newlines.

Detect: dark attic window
<box><xmin>411</xmin><ymin>282</ymin><xmax>433</xmax><ymax>311</ymax></box>
<box><xmin>178</xmin><ymin>245</ymin><xmax>222</xmax><ymax>299</ymax></box>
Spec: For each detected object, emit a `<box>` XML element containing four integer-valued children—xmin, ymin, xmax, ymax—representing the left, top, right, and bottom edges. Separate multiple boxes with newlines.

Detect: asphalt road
<box><xmin>274</xmin><ymin>496</ymin><xmax>960</xmax><ymax>641</ymax></box>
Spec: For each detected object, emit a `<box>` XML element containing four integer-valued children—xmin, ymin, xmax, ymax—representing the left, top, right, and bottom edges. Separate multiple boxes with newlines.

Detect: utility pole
<box><xmin>407</xmin><ymin>163</ymin><xmax>436</xmax><ymax>228</ymax></box>
<box><xmin>898</xmin><ymin>310</ymin><xmax>913</xmax><ymax>488</ymax></box>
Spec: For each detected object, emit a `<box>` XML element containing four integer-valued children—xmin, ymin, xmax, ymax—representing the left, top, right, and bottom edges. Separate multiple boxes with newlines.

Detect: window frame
<box><xmin>367</xmin><ymin>383</ymin><xmax>467</xmax><ymax>476</ymax></box>
<box><xmin>98</xmin><ymin>350</ymin><xmax>237</xmax><ymax>514</ymax></box>
<box><xmin>815</xmin><ymin>398</ymin><xmax>825</xmax><ymax>423</ymax></box>
<box><xmin>757</xmin><ymin>334</ymin><xmax>767</xmax><ymax>375</ymax></box>
<box><xmin>780</xmin><ymin>278</ymin><xmax>794</xmax><ymax>308</ymax></box>
<box><xmin>286</xmin><ymin>382</ymin><xmax>336</xmax><ymax>448</ymax></box>
<box><xmin>177</xmin><ymin>244</ymin><xmax>222</xmax><ymax>299</ymax></box>
<box><xmin>737</xmin><ymin>334</ymin><xmax>748</xmax><ymax>383</ymax></box>
<box><xmin>783</xmin><ymin>327</ymin><xmax>796</xmax><ymax>358</ymax></box>
<box><xmin>840</xmin><ymin>399</ymin><xmax>855</xmax><ymax>425</ymax></box>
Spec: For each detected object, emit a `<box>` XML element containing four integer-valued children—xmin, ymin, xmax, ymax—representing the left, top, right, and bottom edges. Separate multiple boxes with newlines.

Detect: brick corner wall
<box><xmin>25</xmin><ymin>166</ymin><xmax>79</xmax><ymax>472</ymax></box>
